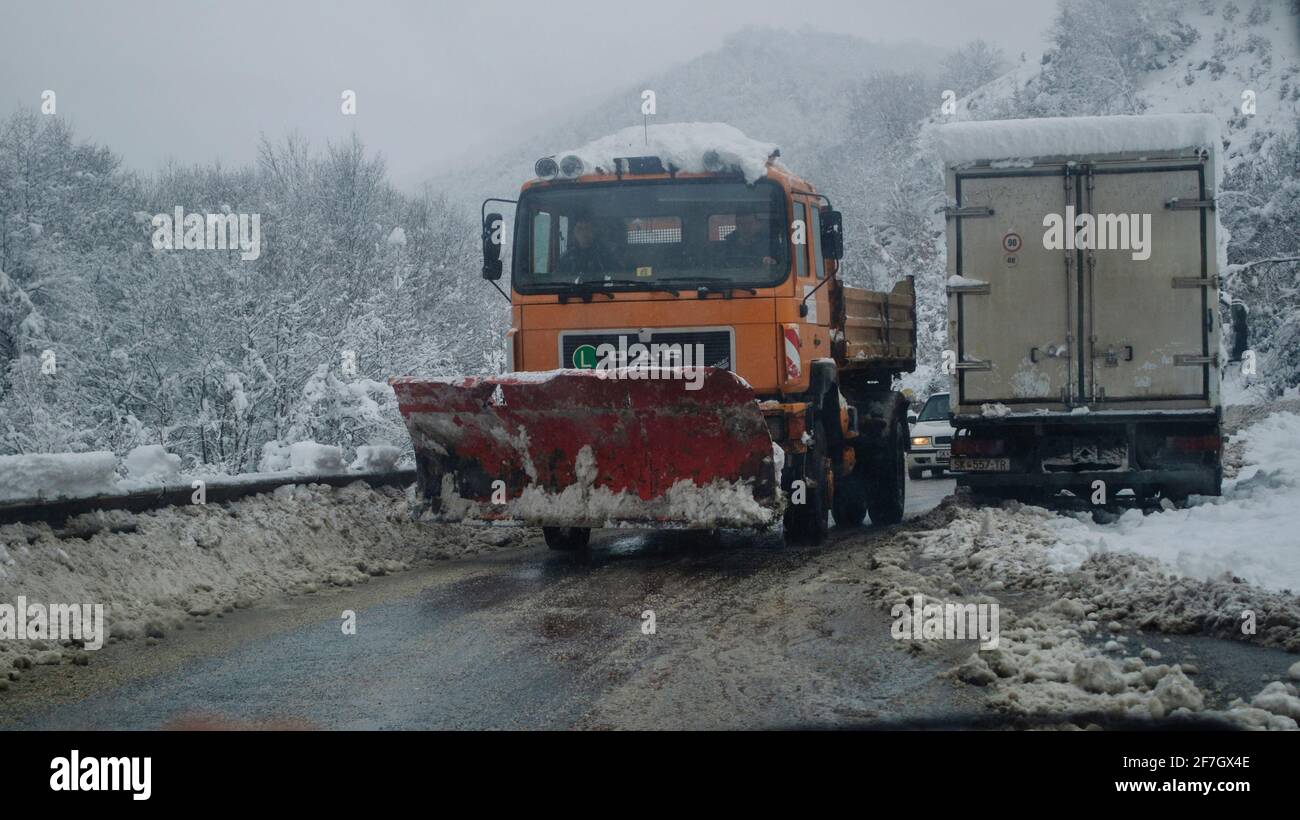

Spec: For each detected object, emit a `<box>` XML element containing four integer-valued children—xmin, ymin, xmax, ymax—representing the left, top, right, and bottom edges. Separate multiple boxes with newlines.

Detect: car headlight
<box><xmin>911</xmin><ymin>436</ymin><xmax>932</xmax><ymax>447</ymax></box>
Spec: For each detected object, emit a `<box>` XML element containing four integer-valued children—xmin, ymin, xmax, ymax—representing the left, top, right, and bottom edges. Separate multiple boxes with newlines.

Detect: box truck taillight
<box><xmin>783</xmin><ymin>324</ymin><xmax>802</xmax><ymax>381</ymax></box>
<box><xmin>953</xmin><ymin>437</ymin><xmax>1006</xmax><ymax>457</ymax></box>
<box><xmin>1166</xmin><ymin>434</ymin><xmax>1221</xmax><ymax>453</ymax></box>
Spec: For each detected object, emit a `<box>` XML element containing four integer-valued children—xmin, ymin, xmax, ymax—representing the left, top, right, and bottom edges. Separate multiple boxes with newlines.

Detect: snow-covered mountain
<box><xmin>954</xmin><ymin>0</ymin><xmax>1299</xmax><ymax>174</ymax></box>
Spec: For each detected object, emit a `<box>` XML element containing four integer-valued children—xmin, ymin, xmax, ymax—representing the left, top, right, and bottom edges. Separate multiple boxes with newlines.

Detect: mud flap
<box><xmin>390</xmin><ymin>368</ymin><xmax>783</xmax><ymax>529</ymax></box>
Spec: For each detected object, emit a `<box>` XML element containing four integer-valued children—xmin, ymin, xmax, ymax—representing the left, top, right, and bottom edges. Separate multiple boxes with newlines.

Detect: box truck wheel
<box><xmin>543</xmin><ymin>526</ymin><xmax>591</xmax><ymax>551</ymax></box>
<box><xmin>784</xmin><ymin>421</ymin><xmax>830</xmax><ymax>546</ymax></box>
<box><xmin>866</xmin><ymin>418</ymin><xmax>906</xmax><ymax>526</ymax></box>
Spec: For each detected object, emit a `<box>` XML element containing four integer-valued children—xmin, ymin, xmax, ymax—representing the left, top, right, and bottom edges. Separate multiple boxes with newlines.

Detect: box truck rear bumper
<box><xmin>956</xmin><ymin>468</ymin><xmax>1219</xmax><ymax>498</ymax></box>
<box><xmin>951</xmin><ymin>412</ymin><xmax>1223</xmax><ymax>500</ymax></box>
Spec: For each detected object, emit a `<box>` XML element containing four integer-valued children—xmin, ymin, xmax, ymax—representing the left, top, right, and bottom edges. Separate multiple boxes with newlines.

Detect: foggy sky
<box><xmin>0</xmin><ymin>0</ymin><xmax>1056</xmax><ymax>187</ymax></box>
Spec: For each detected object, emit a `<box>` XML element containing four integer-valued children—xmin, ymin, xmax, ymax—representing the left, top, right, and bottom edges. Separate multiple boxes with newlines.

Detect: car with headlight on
<box><xmin>907</xmin><ymin>392</ymin><xmax>954</xmax><ymax>480</ymax></box>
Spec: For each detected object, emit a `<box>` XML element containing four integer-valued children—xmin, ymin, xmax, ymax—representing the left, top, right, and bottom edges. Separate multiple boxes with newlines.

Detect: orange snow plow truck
<box><xmin>391</xmin><ymin>124</ymin><xmax>915</xmax><ymax>549</ymax></box>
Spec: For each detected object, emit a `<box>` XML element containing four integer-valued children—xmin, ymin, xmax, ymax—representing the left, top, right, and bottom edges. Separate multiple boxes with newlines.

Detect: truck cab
<box><xmin>496</xmin><ymin>161</ymin><xmax>844</xmax><ymax>396</ymax></box>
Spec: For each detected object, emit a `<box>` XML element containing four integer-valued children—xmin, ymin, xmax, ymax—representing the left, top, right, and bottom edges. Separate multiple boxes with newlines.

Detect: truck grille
<box><xmin>561</xmin><ymin>329</ymin><xmax>733</xmax><ymax>370</ymax></box>
<box><xmin>935</xmin><ymin>435</ymin><xmax>953</xmax><ymax>445</ymax></box>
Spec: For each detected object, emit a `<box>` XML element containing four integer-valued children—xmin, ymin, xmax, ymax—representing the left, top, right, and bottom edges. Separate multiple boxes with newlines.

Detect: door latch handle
<box><xmin>1101</xmin><ymin>345</ymin><xmax>1134</xmax><ymax>367</ymax></box>
<box><xmin>1031</xmin><ymin>344</ymin><xmax>1069</xmax><ymax>363</ymax></box>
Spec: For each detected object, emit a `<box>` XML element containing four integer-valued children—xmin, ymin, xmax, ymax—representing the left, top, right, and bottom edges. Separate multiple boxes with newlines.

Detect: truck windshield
<box><xmin>918</xmin><ymin>394</ymin><xmax>950</xmax><ymax>422</ymax></box>
<box><xmin>512</xmin><ymin>178</ymin><xmax>789</xmax><ymax>293</ymax></box>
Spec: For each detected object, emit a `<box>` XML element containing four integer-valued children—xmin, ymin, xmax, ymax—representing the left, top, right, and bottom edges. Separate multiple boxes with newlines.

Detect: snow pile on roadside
<box><xmin>0</xmin><ymin>481</ymin><xmax>530</xmax><ymax>673</ymax></box>
<box><xmin>120</xmin><ymin>445</ymin><xmax>182</xmax><ymax>487</ymax></box>
<box><xmin>350</xmin><ymin>445</ymin><xmax>401</xmax><ymax>472</ymax></box>
<box><xmin>1042</xmin><ymin>411</ymin><xmax>1300</xmax><ymax>593</ymax></box>
<box><xmin>557</xmin><ymin>123</ymin><xmax>780</xmax><ymax>183</ymax></box>
<box><xmin>0</xmin><ymin>453</ymin><xmax>119</xmax><ymax>502</ymax></box>
<box><xmin>833</xmin><ymin>498</ymin><xmax>1298</xmax><ymax>729</ymax></box>
<box><xmin>288</xmin><ymin>441</ymin><xmax>345</xmax><ymax>472</ymax></box>
<box><xmin>907</xmin><ymin>498</ymin><xmax>1300</xmax><ymax>652</ymax></box>
<box><xmin>2</xmin><ymin>440</ymin><xmax>409</xmax><ymax>505</ymax></box>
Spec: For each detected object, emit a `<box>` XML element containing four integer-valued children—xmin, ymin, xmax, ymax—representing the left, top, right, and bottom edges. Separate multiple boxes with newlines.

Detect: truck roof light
<box><xmin>559</xmin><ymin>155</ymin><xmax>585</xmax><ymax>178</ymax></box>
<box><xmin>535</xmin><ymin>157</ymin><xmax>558</xmax><ymax>179</ymax></box>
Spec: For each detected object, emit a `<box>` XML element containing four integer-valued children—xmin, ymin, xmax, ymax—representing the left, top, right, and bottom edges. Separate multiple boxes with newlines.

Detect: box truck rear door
<box><xmin>952</xmin><ymin>168</ymin><xmax>1076</xmax><ymax>409</ymax></box>
<box><xmin>1083</xmin><ymin>163</ymin><xmax>1212</xmax><ymax>404</ymax></box>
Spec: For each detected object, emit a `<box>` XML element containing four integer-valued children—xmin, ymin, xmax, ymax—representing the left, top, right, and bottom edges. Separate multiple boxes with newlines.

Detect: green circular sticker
<box><xmin>572</xmin><ymin>344</ymin><xmax>598</xmax><ymax>369</ymax></box>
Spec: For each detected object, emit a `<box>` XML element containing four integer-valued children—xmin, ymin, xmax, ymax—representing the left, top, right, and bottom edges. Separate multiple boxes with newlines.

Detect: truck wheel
<box><xmin>543</xmin><ymin>526</ymin><xmax>591</xmax><ymax>551</ymax></box>
<box><xmin>866</xmin><ymin>418</ymin><xmax>906</xmax><ymax>526</ymax></box>
<box><xmin>832</xmin><ymin>471</ymin><xmax>868</xmax><ymax>528</ymax></box>
<box><xmin>908</xmin><ymin>466</ymin><xmax>924</xmax><ymax>481</ymax></box>
<box><xmin>784</xmin><ymin>421</ymin><xmax>830</xmax><ymax>546</ymax></box>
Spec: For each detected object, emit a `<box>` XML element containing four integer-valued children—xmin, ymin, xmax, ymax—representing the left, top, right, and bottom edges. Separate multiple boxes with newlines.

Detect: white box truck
<box><xmin>928</xmin><ymin>114</ymin><xmax>1244</xmax><ymax>505</ymax></box>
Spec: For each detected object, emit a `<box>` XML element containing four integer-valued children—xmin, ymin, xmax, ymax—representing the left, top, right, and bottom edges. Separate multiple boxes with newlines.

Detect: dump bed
<box><xmin>835</xmin><ymin>277</ymin><xmax>917</xmax><ymax>374</ymax></box>
<box><xmin>930</xmin><ymin>114</ymin><xmax>1222</xmax><ymax>419</ymax></box>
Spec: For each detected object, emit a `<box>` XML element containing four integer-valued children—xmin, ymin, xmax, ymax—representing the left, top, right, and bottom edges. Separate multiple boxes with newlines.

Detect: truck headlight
<box><xmin>911</xmin><ymin>436</ymin><xmax>932</xmax><ymax>447</ymax></box>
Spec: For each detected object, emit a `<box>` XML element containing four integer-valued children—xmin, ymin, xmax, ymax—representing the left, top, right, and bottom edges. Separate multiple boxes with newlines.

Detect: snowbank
<box><xmin>848</xmin><ymin>407</ymin><xmax>1300</xmax><ymax>726</ymax></box>
<box><xmin>121</xmin><ymin>445</ymin><xmax>182</xmax><ymax>487</ymax></box>
<box><xmin>924</xmin><ymin>114</ymin><xmax>1219</xmax><ymax>164</ymax></box>
<box><xmin>288</xmin><ymin>441</ymin><xmax>345</xmax><ymax>473</ymax></box>
<box><xmin>0</xmin><ymin>482</ymin><xmax>530</xmax><ymax>671</ymax></box>
<box><xmin>837</xmin><ymin>494</ymin><xmax>1300</xmax><ymax>728</ymax></box>
<box><xmin>0</xmin><ymin>453</ymin><xmax>118</xmax><ymax>502</ymax></box>
<box><xmin>557</xmin><ymin>123</ymin><xmax>780</xmax><ymax>184</ymax></box>
<box><xmin>2</xmin><ymin>441</ymin><xmax>407</xmax><ymax>505</ymax></box>
<box><xmin>1040</xmin><ymin>411</ymin><xmax>1300</xmax><ymax>593</ymax></box>
<box><xmin>350</xmin><ymin>445</ymin><xmax>401</xmax><ymax>472</ymax></box>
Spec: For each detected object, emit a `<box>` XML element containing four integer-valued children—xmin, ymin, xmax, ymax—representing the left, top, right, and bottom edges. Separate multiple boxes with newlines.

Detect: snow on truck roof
<box><xmin>925</xmin><ymin>114</ymin><xmax>1220</xmax><ymax>164</ymax></box>
<box><xmin>554</xmin><ymin>122</ymin><xmax>781</xmax><ymax>184</ymax></box>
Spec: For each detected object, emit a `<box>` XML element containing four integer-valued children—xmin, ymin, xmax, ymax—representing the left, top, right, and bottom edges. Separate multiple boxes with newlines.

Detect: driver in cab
<box><xmin>557</xmin><ymin>218</ymin><xmax>617</xmax><ymax>276</ymax></box>
<box><xmin>718</xmin><ymin>211</ymin><xmax>778</xmax><ymax>267</ymax></box>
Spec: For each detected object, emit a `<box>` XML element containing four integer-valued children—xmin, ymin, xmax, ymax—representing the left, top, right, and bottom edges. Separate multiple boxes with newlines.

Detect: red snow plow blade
<box><xmin>390</xmin><ymin>368</ymin><xmax>782</xmax><ymax>529</ymax></box>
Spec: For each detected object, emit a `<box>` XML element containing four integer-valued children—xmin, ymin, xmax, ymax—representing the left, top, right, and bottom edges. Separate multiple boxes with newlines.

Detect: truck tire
<box><xmin>543</xmin><ymin>526</ymin><xmax>591</xmax><ymax>551</ymax></box>
<box><xmin>908</xmin><ymin>466</ymin><xmax>924</xmax><ymax>481</ymax></box>
<box><xmin>832</xmin><ymin>471</ymin><xmax>868</xmax><ymax>528</ymax></box>
<box><xmin>866</xmin><ymin>417</ymin><xmax>906</xmax><ymax>526</ymax></box>
<box><xmin>784</xmin><ymin>421</ymin><xmax>830</xmax><ymax>546</ymax></box>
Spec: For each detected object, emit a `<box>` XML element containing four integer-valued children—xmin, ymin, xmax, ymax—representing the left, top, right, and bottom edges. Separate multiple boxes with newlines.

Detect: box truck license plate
<box><xmin>951</xmin><ymin>457</ymin><xmax>1010</xmax><ymax>472</ymax></box>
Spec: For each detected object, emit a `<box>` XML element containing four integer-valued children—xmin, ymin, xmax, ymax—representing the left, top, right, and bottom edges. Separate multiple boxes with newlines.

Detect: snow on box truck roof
<box><xmin>924</xmin><ymin>113</ymin><xmax>1220</xmax><ymax>165</ymax></box>
<box><xmin>550</xmin><ymin>122</ymin><xmax>782</xmax><ymax>184</ymax></box>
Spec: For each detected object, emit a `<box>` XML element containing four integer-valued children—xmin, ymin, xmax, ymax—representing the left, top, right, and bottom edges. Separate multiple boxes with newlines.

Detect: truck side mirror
<box><xmin>907</xmin><ymin>412</ymin><xmax>918</xmax><ymax>425</ymax></box>
<box><xmin>1229</xmin><ymin>300</ymin><xmax>1249</xmax><ymax>363</ymax></box>
<box><xmin>482</xmin><ymin>212</ymin><xmax>504</xmax><ymax>281</ymax></box>
<box><xmin>820</xmin><ymin>208</ymin><xmax>844</xmax><ymax>261</ymax></box>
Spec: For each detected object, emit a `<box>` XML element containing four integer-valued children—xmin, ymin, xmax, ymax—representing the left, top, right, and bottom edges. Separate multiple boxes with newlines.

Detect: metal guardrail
<box><xmin>0</xmin><ymin>469</ymin><xmax>417</xmax><ymax>527</ymax></box>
